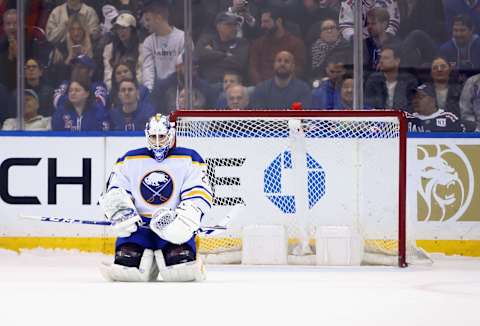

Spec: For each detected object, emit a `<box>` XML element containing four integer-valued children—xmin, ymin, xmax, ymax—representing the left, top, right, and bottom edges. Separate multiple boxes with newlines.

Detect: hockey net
<box><xmin>172</xmin><ymin>110</ymin><xmax>427</xmax><ymax>267</ymax></box>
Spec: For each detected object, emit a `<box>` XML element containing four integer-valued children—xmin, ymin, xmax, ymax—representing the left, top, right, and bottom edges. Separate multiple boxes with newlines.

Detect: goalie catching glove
<box><xmin>99</xmin><ymin>188</ymin><xmax>142</xmax><ymax>238</ymax></box>
<box><xmin>150</xmin><ymin>201</ymin><xmax>202</xmax><ymax>244</ymax></box>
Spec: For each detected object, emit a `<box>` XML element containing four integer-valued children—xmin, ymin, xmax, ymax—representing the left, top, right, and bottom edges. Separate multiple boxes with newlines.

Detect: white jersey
<box><xmin>107</xmin><ymin>146</ymin><xmax>212</xmax><ymax>219</ymax></box>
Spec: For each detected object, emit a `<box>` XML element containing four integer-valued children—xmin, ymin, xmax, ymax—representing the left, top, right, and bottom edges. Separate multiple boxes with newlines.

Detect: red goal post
<box><xmin>171</xmin><ymin>110</ymin><xmax>408</xmax><ymax>267</ymax></box>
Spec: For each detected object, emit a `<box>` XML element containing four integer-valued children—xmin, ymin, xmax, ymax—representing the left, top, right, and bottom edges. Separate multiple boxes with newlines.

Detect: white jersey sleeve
<box><xmin>174</xmin><ymin>148</ymin><xmax>213</xmax><ymax>218</ymax></box>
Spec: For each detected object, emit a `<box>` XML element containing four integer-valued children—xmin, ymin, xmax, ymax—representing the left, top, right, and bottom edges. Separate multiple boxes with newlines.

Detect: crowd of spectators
<box><xmin>0</xmin><ymin>0</ymin><xmax>480</xmax><ymax>132</ymax></box>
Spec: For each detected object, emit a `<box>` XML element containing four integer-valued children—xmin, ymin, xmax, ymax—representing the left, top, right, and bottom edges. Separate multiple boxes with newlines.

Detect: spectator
<box><xmin>439</xmin><ymin>15</ymin><xmax>480</xmax><ymax>83</ymax></box>
<box><xmin>53</xmin><ymin>54</ymin><xmax>108</xmax><ymax>110</ymax></box>
<box><xmin>364</xmin><ymin>7</ymin><xmax>400</xmax><ymax>72</ymax></box>
<box><xmin>249</xmin><ymin>8</ymin><xmax>305</xmax><ymax>85</ymax></box>
<box><xmin>311</xmin><ymin>57</ymin><xmax>346</xmax><ymax>109</ymax></box>
<box><xmin>0</xmin><ymin>9</ymin><xmax>16</xmax><ymax>92</ymax></box>
<box><xmin>226</xmin><ymin>84</ymin><xmax>250</xmax><ymax>109</ymax></box>
<box><xmin>338</xmin><ymin>0</ymin><xmax>400</xmax><ymax>41</ymax></box>
<box><xmin>407</xmin><ymin>84</ymin><xmax>465</xmax><ymax>132</ymax></box>
<box><xmin>423</xmin><ymin>57</ymin><xmax>462</xmax><ymax>117</ymax></box>
<box><xmin>142</xmin><ymin>0</ymin><xmax>185</xmax><ymax>92</ymax></box>
<box><xmin>0</xmin><ymin>0</ymin><xmax>15</xmax><ymax>39</ymax></box>
<box><xmin>177</xmin><ymin>87</ymin><xmax>207</xmax><ymax>110</ymax></box>
<box><xmin>250</xmin><ymin>51</ymin><xmax>312</xmax><ymax>108</ymax></box>
<box><xmin>196</xmin><ymin>11</ymin><xmax>249</xmax><ymax>85</ymax></box>
<box><xmin>154</xmin><ymin>52</ymin><xmax>217</xmax><ymax>114</ymax></box>
<box><xmin>52</xmin><ymin>78</ymin><xmax>109</xmax><ymax>131</ymax></box>
<box><xmin>110</xmin><ymin>78</ymin><xmax>155</xmax><ymax>131</ymax></box>
<box><xmin>2</xmin><ymin>89</ymin><xmax>51</xmax><ymax>131</ymax></box>
<box><xmin>397</xmin><ymin>0</ymin><xmax>447</xmax><ymax>44</ymax></box>
<box><xmin>460</xmin><ymin>72</ymin><xmax>480</xmax><ymax>131</ymax></box>
<box><xmin>293</xmin><ymin>0</ymin><xmax>339</xmax><ymax>38</ymax></box>
<box><xmin>310</xmin><ymin>18</ymin><xmax>350</xmax><ymax>79</ymax></box>
<box><xmin>24</xmin><ymin>58</ymin><xmax>55</xmax><ymax>117</ymax></box>
<box><xmin>215</xmin><ymin>70</ymin><xmax>250</xmax><ymax>108</ymax></box>
<box><xmin>46</xmin><ymin>0</ymin><xmax>100</xmax><ymax>45</ymax></box>
<box><xmin>443</xmin><ymin>0</ymin><xmax>480</xmax><ymax>36</ymax></box>
<box><xmin>0</xmin><ymin>82</ymin><xmax>10</xmax><ymax>124</ymax></box>
<box><xmin>110</xmin><ymin>60</ymin><xmax>150</xmax><ymax>110</ymax></box>
<box><xmin>2</xmin><ymin>89</ymin><xmax>52</xmax><ymax>131</ymax></box>
<box><xmin>48</xmin><ymin>14</ymin><xmax>94</xmax><ymax>85</ymax></box>
<box><xmin>364</xmin><ymin>46</ymin><xmax>418</xmax><ymax>112</ymax></box>
<box><xmin>103</xmin><ymin>13</ymin><xmax>143</xmax><ymax>90</ymax></box>
<box><xmin>335</xmin><ymin>76</ymin><xmax>354</xmax><ymax>109</ymax></box>
<box><xmin>226</xmin><ymin>0</ymin><xmax>260</xmax><ymax>39</ymax></box>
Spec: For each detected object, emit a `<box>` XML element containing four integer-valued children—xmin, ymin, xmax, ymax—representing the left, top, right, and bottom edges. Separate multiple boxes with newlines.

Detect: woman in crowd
<box><xmin>109</xmin><ymin>59</ymin><xmax>149</xmax><ymax>109</ymax></box>
<box><xmin>48</xmin><ymin>14</ymin><xmax>94</xmax><ymax>85</ymax></box>
<box><xmin>310</xmin><ymin>18</ymin><xmax>350</xmax><ymax>80</ymax></box>
<box><xmin>52</xmin><ymin>78</ymin><xmax>109</xmax><ymax>131</ymax></box>
<box><xmin>103</xmin><ymin>12</ymin><xmax>143</xmax><ymax>90</ymax></box>
<box><xmin>424</xmin><ymin>56</ymin><xmax>462</xmax><ymax>117</ymax></box>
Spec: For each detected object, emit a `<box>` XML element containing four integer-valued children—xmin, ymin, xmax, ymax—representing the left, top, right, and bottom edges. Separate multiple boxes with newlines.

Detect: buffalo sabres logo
<box><xmin>140</xmin><ymin>171</ymin><xmax>174</xmax><ymax>205</ymax></box>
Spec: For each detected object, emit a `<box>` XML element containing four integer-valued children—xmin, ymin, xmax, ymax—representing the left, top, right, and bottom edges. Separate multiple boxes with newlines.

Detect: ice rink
<box><xmin>1</xmin><ymin>250</ymin><xmax>479</xmax><ymax>326</ymax></box>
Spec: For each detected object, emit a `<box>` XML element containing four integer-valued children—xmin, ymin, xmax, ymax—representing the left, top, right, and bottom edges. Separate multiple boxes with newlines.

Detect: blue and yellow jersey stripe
<box><xmin>168</xmin><ymin>147</ymin><xmax>206</xmax><ymax>166</ymax></box>
<box><xmin>116</xmin><ymin>147</ymin><xmax>153</xmax><ymax>165</ymax></box>
<box><xmin>181</xmin><ymin>186</ymin><xmax>213</xmax><ymax>208</ymax></box>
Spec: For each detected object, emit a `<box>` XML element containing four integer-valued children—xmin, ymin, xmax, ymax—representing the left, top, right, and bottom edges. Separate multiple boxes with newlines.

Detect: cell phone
<box><xmin>72</xmin><ymin>44</ymin><xmax>81</xmax><ymax>54</ymax></box>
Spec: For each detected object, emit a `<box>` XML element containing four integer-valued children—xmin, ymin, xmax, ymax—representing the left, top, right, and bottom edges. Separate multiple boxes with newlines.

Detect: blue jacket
<box><xmin>110</xmin><ymin>101</ymin><xmax>156</xmax><ymax>131</ymax></box>
<box><xmin>52</xmin><ymin>101</ymin><xmax>110</xmax><ymax>131</ymax></box>
<box><xmin>311</xmin><ymin>79</ymin><xmax>342</xmax><ymax>109</ymax></box>
<box><xmin>438</xmin><ymin>35</ymin><xmax>480</xmax><ymax>79</ymax></box>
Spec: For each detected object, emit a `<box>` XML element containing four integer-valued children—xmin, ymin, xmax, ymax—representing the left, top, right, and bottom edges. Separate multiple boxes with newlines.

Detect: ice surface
<box><xmin>1</xmin><ymin>249</ymin><xmax>479</xmax><ymax>326</ymax></box>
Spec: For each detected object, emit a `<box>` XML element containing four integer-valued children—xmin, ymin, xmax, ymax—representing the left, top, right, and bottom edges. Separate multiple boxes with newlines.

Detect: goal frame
<box><xmin>171</xmin><ymin>109</ymin><xmax>408</xmax><ymax>267</ymax></box>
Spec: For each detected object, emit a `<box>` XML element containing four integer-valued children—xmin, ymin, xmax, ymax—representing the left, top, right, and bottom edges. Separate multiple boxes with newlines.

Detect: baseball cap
<box><xmin>215</xmin><ymin>12</ymin><xmax>243</xmax><ymax>25</ymax></box>
<box><xmin>414</xmin><ymin>84</ymin><xmax>435</xmax><ymax>98</ymax></box>
<box><xmin>25</xmin><ymin>89</ymin><xmax>39</xmax><ymax>102</ymax></box>
<box><xmin>114</xmin><ymin>13</ymin><xmax>137</xmax><ymax>28</ymax></box>
<box><xmin>71</xmin><ymin>54</ymin><xmax>96</xmax><ymax>70</ymax></box>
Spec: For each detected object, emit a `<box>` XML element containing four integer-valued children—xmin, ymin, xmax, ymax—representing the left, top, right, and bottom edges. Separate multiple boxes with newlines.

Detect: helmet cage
<box><xmin>145</xmin><ymin>114</ymin><xmax>175</xmax><ymax>162</ymax></box>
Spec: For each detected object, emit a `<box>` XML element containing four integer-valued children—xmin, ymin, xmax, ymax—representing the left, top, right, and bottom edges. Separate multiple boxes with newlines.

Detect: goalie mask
<box><xmin>145</xmin><ymin>114</ymin><xmax>175</xmax><ymax>162</ymax></box>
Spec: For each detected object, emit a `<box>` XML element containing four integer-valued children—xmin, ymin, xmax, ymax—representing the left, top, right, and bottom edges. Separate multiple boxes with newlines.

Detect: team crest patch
<box><xmin>140</xmin><ymin>171</ymin><xmax>174</xmax><ymax>205</ymax></box>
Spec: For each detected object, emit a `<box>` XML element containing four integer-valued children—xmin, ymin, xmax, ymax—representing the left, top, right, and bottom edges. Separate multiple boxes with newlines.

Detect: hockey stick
<box><xmin>18</xmin><ymin>204</ymin><xmax>245</xmax><ymax>236</ymax></box>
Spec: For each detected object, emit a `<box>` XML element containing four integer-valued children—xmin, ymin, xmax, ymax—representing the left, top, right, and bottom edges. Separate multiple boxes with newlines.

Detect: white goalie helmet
<box><xmin>145</xmin><ymin>114</ymin><xmax>175</xmax><ymax>162</ymax></box>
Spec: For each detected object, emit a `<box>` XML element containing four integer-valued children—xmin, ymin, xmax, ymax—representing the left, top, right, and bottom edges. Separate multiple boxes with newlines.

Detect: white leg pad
<box><xmin>99</xmin><ymin>249</ymin><xmax>159</xmax><ymax>282</ymax></box>
<box><xmin>154</xmin><ymin>250</ymin><xmax>206</xmax><ymax>282</ymax></box>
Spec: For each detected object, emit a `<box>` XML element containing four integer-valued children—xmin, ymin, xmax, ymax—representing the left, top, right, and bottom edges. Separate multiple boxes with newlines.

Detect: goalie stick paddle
<box><xmin>18</xmin><ymin>204</ymin><xmax>245</xmax><ymax>236</ymax></box>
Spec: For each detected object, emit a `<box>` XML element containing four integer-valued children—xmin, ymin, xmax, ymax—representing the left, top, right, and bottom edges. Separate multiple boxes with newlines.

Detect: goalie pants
<box><xmin>115</xmin><ymin>216</ymin><xmax>197</xmax><ymax>254</ymax></box>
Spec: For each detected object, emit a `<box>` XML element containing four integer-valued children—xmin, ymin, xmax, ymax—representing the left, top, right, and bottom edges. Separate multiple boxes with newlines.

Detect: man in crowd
<box><xmin>195</xmin><ymin>11</ymin><xmax>249</xmax><ymax>86</ymax></box>
<box><xmin>142</xmin><ymin>0</ymin><xmax>185</xmax><ymax>92</ymax></box>
<box><xmin>250</xmin><ymin>50</ymin><xmax>311</xmax><ymax>108</ymax></box>
<box><xmin>2</xmin><ymin>89</ymin><xmax>51</xmax><ymax>131</ymax></box>
<box><xmin>364</xmin><ymin>46</ymin><xmax>417</xmax><ymax>112</ymax></box>
<box><xmin>460</xmin><ymin>71</ymin><xmax>480</xmax><ymax>131</ymax></box>
<box><xmin>226</xmin><ymin>84</ymin><xmax>250</xmax><ymax>109</ymax></box>
<box><xmin>407</xmin><ymin>84</ymin><xmax>465</xmax><ymax>132</ymax></box>
<box><xmin>110</xmin><ymin>78</ymin><xmax>155</xmax><ymax>131</ymax></box>
<box><xmin>249</xmin><ymin>8</ymin><xmax>306</xmax><ymax>85</ymax></box>
<box><xmin>0</xmin><ymin>9</ymin><xmax>16</xmax><ymax>92</ymax></box>
<box><xmin>439</xmin><ymin>15</ymin><xmax>480</xmax><ymax>83</ymax></box>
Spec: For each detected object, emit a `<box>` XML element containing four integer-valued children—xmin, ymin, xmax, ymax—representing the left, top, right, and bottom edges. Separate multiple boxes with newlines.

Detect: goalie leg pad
<box><xmin>154</xmin><ymin>244</ymin><xmax>206</xmax><ymax>282</ymax></box>
<box><xmin>99</xmin><ymin>244</ymin><xmax>159</xmax><ymax>282</ymax></box>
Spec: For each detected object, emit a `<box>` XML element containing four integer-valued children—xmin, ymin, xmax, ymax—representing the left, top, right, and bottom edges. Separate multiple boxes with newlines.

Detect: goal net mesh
<box><xmin>174</xmin><ymin>112</ymin><xmax>424</xmax><ymax>266</ymax></box>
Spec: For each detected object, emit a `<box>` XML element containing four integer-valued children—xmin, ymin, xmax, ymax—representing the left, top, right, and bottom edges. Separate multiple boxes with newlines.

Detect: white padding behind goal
<box><xmin>242</xmin><ymin>225</ymin><xmax>288</xmax><ymax>265</ymax></box>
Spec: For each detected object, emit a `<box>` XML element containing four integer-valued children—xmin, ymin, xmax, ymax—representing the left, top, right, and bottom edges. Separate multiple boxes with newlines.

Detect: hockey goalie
<box><xmin>98</xmin><ymin>114</ymin><xmax>212</xmax><ymax>282</ymax></box>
